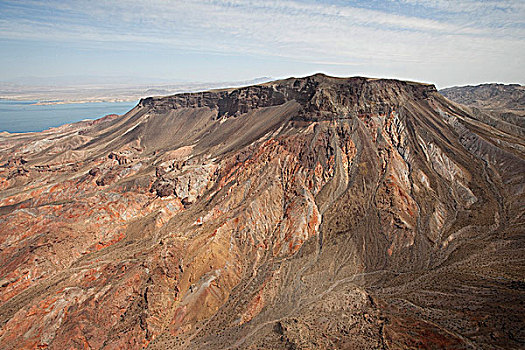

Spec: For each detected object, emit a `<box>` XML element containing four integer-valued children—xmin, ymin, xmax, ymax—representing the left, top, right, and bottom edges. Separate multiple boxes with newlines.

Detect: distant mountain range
<box><xmin>440</xmin><ymin>83</ymin><xmax>524</xmax><ymax>137</ymax></box>
<box><xmin>440</xmin><ymin>83</ymin><xmax>524</xmax><ymax>112</ymax></box>
<box><xmin>0</xmin><ymin>77</ymin><xmax>272</xmax><ymax>104</ymax></box>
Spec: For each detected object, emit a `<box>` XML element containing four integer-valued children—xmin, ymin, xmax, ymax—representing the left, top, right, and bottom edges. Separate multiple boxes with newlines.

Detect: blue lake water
<box><xmin>0</xmin><ymin>100</ymin><xmax>138</xmax><ymax>133</ymax></box>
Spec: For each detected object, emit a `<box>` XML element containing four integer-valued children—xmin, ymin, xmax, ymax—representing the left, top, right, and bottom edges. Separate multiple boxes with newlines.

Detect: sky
<box><xmin>0</xmin><ymin>0</ymin><xmax>524</xmax><ymax>88</ymax></box>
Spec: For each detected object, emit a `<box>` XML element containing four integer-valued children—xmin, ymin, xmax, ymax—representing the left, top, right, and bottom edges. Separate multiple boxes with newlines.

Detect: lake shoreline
<box><xmin>0</xmin><ymin>97</ymin><xmax>138</xmax><ymax>106</ymax></box>
<box><xmin>0</xmin><ymin>99</ymin><xmax>137</xmax><ymax>133</ymax></box>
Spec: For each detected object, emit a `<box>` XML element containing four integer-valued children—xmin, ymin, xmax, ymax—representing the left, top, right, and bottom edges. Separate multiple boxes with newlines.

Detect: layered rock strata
<box><xmin>0</xmin><ymin>74</ymin><xmax>523</xmax><ymax>349</ymax></box>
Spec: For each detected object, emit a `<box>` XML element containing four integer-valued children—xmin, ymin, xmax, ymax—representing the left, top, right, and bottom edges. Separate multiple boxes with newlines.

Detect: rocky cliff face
<box><xmin>0</xmin><ymin>74</ymin><xmax>524</xmax><ymax>349</ymax></box>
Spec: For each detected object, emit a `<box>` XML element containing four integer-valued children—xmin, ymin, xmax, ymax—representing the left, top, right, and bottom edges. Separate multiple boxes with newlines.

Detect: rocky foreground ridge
<box><xmin>0</xmin><ymin>74</ymin><xmax>524</xmax><ymax>349</ymax></box>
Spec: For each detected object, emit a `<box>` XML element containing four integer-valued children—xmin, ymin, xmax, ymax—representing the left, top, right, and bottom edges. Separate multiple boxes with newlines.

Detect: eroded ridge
<box><xmin>0</xmin><ymin>74</ymin><xmax>523</xmax><ymax>349</ymax></box>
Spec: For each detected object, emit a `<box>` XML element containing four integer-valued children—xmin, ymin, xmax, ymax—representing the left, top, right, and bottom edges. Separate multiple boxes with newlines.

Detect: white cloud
<box><xmin>0</xmin><ymin>0</ymin><xmax>523</xmax><ymax>86</ymax></box>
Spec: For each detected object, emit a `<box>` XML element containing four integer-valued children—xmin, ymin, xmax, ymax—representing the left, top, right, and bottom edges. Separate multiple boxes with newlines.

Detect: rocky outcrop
<box><xmin>138</xmin><ymin>85</ymin><xmax>287</xmax><ymax>118</ymax></box>
<box><xmin>0</xmin><ymin>74</ymin><xmax>523</xmax><ymax>349</ymax></box>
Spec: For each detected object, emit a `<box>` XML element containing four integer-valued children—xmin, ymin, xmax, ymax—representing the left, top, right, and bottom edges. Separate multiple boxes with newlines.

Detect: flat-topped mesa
<box><xmin>0</xmin><ymin>71</ymin><xmax>523</xmax><ymax>350</ymax></box>
<box><xmin>137</xmin><ymin>74</ymin><xmax>438</xmax><ymax>119</ymax></box>
<box><xmin>283</xmin><ymin>75</ymin><xmax>437</xmax><ymax>119</ymax></box>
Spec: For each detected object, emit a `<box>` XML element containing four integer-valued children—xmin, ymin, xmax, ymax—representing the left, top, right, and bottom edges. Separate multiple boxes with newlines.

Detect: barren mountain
<box><xmin>440</xmin><ymin>83</ymin><xmax>524</xmax><ymax>112</ymax></box>
<box><xmin>440</xmin><ymin>83</ymin><xmax>524</xmax><ymax>139</ymax></box>
<box><xmin>0</xmin><ymin>74</ymin><xmax>524</xmax><ymax>349</ymax></box>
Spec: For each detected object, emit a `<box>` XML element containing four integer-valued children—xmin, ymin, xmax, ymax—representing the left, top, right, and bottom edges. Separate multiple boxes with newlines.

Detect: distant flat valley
<box><xmin>0</xmin><ymin>100</ymin><xmax>137</xmax><ymax>133</ymax></box>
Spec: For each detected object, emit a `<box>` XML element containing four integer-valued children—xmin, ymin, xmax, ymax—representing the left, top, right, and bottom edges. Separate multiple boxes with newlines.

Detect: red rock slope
<box><xmin>0</xmin><ymin>74</ymin><xmax>524</xmax><ymax>349</ymax></box>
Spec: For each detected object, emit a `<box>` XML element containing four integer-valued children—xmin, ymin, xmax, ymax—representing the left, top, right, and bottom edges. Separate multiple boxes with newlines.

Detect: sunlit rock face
<box><xmin>0</xmin><ymin>74</ymin><xmax>523</xmax><ymax>349</ymax></box>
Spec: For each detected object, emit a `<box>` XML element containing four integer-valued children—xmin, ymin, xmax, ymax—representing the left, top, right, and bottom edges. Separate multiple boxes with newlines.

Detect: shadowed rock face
<box><xmin>0</xmin><ymin>74</ymin><xmax>524</xmax><ymax>349</ymax></box>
